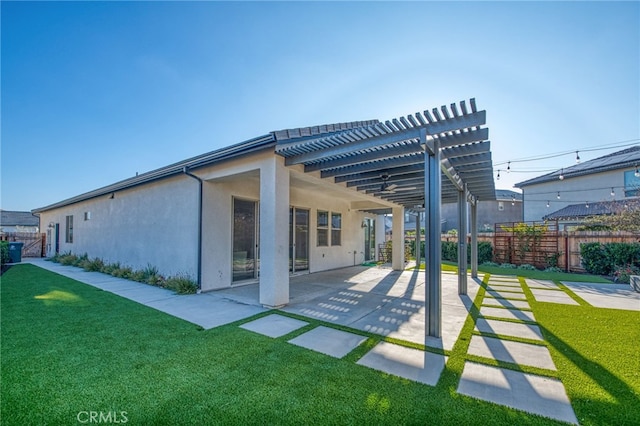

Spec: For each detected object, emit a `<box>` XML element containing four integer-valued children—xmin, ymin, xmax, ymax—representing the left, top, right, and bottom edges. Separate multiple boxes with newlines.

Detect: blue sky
<box><xmin>2</xmin><ymin>1</ymin><xmax>639</xmax><ymax>212</ymax></box>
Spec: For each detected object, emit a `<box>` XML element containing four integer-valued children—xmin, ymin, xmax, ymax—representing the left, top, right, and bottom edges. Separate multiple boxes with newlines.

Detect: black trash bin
<box><xmin>8</xmin><ymin>242</ymin><xmax>24</xmax><ymax>263</ymax></box>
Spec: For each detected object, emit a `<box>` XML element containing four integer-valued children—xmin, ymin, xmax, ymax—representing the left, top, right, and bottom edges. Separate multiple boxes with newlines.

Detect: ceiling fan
<box><xmin>380</xmin><ymin>173</ymin><xmax>417</xmax><ymax>194</ymax></box>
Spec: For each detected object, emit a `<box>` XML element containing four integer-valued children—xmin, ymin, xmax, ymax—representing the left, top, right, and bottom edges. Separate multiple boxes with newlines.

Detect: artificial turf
<box><xmin>1</xmin><ymin>264</ymin><xmax>638</xmax><ymax>425</ymax></box>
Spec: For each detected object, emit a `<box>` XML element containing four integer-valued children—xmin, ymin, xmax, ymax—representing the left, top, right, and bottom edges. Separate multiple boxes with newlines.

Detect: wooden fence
<box><xmin>438</xmin><ymin>223</ymin><xmax>639</xmax><ymax>272</ymax></box>
<box><xmin>0</xmin><ymin>232</ymin><xmax>46</xmax><ymax>258</ymax></box>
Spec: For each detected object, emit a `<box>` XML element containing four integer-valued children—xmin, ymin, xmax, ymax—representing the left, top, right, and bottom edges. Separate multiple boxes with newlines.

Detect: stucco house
<box><xmin>0</xmin><ymin>210</ymin><xmax>40</xmax><ymax>233</ymax></box>
<box><xmin>33</xmin><ymin>99</ymin><xmax>495</xmax><ymax>336</ymax></box>
<box><xmin>515</xmin><ymin>146</ymin><xmax>640</xmax><ymax>221</ymax></box>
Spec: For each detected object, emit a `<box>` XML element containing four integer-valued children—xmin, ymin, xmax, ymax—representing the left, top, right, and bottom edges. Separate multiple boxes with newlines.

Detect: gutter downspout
<box><xmin>183</xmin><ymin>167</ymin><xmax>203</xmax><ymax>292</ymax></box>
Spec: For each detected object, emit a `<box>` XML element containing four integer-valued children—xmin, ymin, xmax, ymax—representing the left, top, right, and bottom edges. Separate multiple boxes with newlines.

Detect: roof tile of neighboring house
<box><xmin>515</xmin><ymin>146</ymin><xmax>640</xmax><ymax>188</ymax></box>
<box><xmin>542</xmin><ymin>199</ymin><xmax>637</xmax><ymax>220</ymax></box>
<box><xmin>0</xmin><ymin>210</ymin><xmax>40</xmax><ymax>227</ymax></box>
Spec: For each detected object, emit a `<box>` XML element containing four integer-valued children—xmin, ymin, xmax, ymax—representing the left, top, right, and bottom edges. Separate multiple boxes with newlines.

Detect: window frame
<box><xmin>65</xmin><ymin>215</ymin><xmax>74</xmax><ymax>243</ymax></box>
<box><xmin>317</xmin><ymin>210</ymin><xmax>329</xmax><ymax>247</ymax></box>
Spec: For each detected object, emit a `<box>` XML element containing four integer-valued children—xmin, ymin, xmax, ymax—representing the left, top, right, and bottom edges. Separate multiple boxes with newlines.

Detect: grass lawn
<box><xmin>2</xmin><ymin>264</ymin><xmax>639</xmax><ymax>425</ymax></box>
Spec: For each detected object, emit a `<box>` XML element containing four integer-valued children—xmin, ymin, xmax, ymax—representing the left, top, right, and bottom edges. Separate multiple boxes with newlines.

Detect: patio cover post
<box><xmin>423</xmin><ymin>129</ymin><xmax>441</xmax><ymax>338</ymax></box>
<box><xmin>259</xmin><ymin>156</ymin><xmax>290</xmax><ymax>308</ymax></box>
<box><xmin>391</xmin><ymin>207</ymin><xmax>405</xmax><ymax>270</ymax></box>
<box><xmin>457</xmin><ymin>186</ymin><xmax>468</xmax><ymax>294</ymax></box>
<box><xmin>415</xmin><ymin>212</ymin><xmax>421</xmax><ymax>267</ymax></box>
<box><xmin>470</xmin><ymin>199</ymin><xmax>478</xmax><ymax>278</ymax></box>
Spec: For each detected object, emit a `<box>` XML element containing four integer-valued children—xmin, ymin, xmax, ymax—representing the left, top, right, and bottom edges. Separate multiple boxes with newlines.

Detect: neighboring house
<box><xmin>33</xmin><ymin>100</ymin><xmax>495</xmax><ymax>313</ymax></box>
<box><xmin>543</xmin><ymin>199</ymin><xmax>638</xmax><ymax>229</ymax></box>
<box><xmin>0</xmin><ymin>210</ymin><xmax>40</xmax><ymax>233</ymax></box>
<box><xmin>405</xmin><ymin>189</ymin><xmax>523</xmax><ymax>233</ymax></box>
<box><xmin>515</xmin><ymin>146</ymin><xmax>640</xmax><ymax>221</ymax></box>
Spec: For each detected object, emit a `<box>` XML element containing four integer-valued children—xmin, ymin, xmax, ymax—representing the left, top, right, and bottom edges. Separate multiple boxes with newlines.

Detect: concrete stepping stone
<box><xmin>487</xmin><ymin>281</ymin><xmax>522</xmax><ymax>288</ymax></box>
<box><xmin>529</xmin><ymin>288</ymin><xmax>579</xmax><ymax>305</ymax></box>
<box><xmin>479</xmin><ymin>306</ymin><xmax>535</xmax><ymax>322</ymax></box>
<box><xmin>467</xmin><ymin>336</ymin><xmax>556</xmax><ymax>370</ymax></box>
<box><xmin>485</xmin><ymin>290</ymin><xmax>528</xmax><ymax>300</ymax></box>
<box><xmin>357</xmin><ymin>341</ymin><xmax>446</xmax><ymax>386</ymax></box>
<box><xmin>240</xmin><ymin>314</ymin><xmax>308</xmax><ymax>338</ymax></box>
<box><xmin>526</xmin><ymin>279</ymin><xmax>561</xmax><ymax>290</ymax></box>
<box><xmin>458</xmin><ymin>362</ymin><xmax>577</xmax><ymax>424</ymax></box>
<box><xmin>288</xmin><ymin>326</ymin><xmax>367</xmax><ymax>358</ymax></box>
<box><xmin>486</xmin><ymin>285</ymin><xmax>524</xmax><ymax>293</ymax></box>
<box><xmin>562</xmin><ymin>282</ymin><xmax>640</xmax><ymax>311</ymax></box>
<box><xmin>475</xmin><ymin>318</ymin><xmax>543</xmax><ymax>341</ymax></box>
<box><xmin>482</xmin><ymin>297</ymin><xmax>530</xmax><ymax>310</ymax></box>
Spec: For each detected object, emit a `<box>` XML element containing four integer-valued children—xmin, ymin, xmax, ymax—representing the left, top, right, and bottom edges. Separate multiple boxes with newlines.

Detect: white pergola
<box><xmin>274</xmin><ymin>99</ymin><xmax>495</xmax><ymax>337</ymax></box>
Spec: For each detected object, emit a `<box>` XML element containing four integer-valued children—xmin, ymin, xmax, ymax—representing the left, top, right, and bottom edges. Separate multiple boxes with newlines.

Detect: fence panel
<box><xmin>0</xmin><ymin>232</ymin><xmax>45</xmax><ymax>257</ymax></box>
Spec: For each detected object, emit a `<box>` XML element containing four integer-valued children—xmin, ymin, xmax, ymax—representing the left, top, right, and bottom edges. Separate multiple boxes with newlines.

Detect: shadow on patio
<box><xmin>215</xmin><ymin>265</ymin><xmax>480</xmax><ymax>351</ymax></box>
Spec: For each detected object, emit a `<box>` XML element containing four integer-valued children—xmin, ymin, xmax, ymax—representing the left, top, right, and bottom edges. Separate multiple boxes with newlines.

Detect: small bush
<box><xmin>613</xmin><ymin>264</ymin><xmax>640</xmax><ymax>284</ymax></box>
<box><xmin>1</xmin><ymin>242</ymin><xmax>10</xmax><ymax>266</ymax></box>
<box><xmin>83</xmin><ymin>258</ymin><xmax>105</xmax><ymax>272</ymax></box>
<box><xmin>518</xmin><ymin>264</ymin><xmax>537</xmax><ymax>270</ymax></box>
<box><xmin>58</xmin><ymin>252</ymin><xmax>79</xmax><ymax>266</ymax></box>
<box><xmin>500</xmin><ymin>263</ymin><xmax>517</xmax><ymax>269</ymax></box>
<box><xmin>165</xmin><ymin>274</ymin><xmax>197</xmax><ymax>294</ymax></box>
<box><xmin>112</xmin><ymin>266</ymin><xmax>133</xmax><ymax>279</ymax></box>
<box><xmin>544</xmin><ymin>267</ymin><xmax>563</xmax><ymax>273</ymax></box>
<box><xmin>481</xmin><ymin>261</ymin><xmax>500</xmax><ymax>267</ymax></box>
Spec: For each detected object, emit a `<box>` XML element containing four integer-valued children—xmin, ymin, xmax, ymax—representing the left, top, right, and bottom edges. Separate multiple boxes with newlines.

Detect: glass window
<box><xmin>65</xmin><ymin>215</ymin><xmax>73</xmax><ymax>243</ymax></box>
<box><xmin>624</xmin><ymin>170</ymin><xmax>640</xmax><ymax>197</ymax></box>
<box><xmin>331</xmin><ymin>212</ymin><xmax>341</xmax><ymax>246</ymax></box>
<box><xmin>317</xmin><ymin>211</ymin><xmax>328</xmax><ymax>246</ymax></box>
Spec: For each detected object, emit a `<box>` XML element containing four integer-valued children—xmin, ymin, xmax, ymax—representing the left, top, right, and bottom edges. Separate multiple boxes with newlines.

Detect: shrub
<box><xmin>441</xmin><ymin>241</ymin><xmax>457</xmax><ymax>262</ymax></box>
<box><xmin>518</xmin><ymin>264</ymin><xmax>537</xmax><ymax>270</ymax></box>
<box><xmin>481</xmin><ymin>261</ymin><xmax>500</xmax><ymax>267</ymax></box>
<box><xmin>112</xmin><ymin>266</ymin><xmax>133</xmax><ymax>279</ymax></box>
<box><xmin>58</xmin><ymin>252</ymin><xmax>79</xmax><ymax>266</ymax></box>
<box><xmin>83</xmin><ymin>258</ymin><xmax>105</xmax><ymax>272</ymax></box>
<box><xmin>164</xmin><ymin>274</ymin><xmax>197</xmax><ymax>294</ymax></box>
<box><xmin>477</xmin><ymin>242</ymin><xmax>493</xmax><ymax>264</ymax></box>
<box><xmin>613</xmin><ymin>264</ymin><xmax>640</xmax><ymax>284</ymax></box>
<box><xmin>544</xmin><ymin>266</ymin><xmax>563</xmax><ymax>273</ymax></box>
<box><xmin>500</xmin><ymin>263</ymin><xmax>517</xmax><ymax>269</ymax></box>
<box><xmin>1</xmin><ymin>241</ymin><xmax>10</xmax><ymax>266</ymax></box>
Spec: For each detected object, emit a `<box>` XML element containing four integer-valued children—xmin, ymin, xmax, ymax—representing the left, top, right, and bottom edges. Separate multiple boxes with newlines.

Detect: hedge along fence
<box><xmin>406</xmin><ymin>239</ymin><xmax>493</xmax><ymax>265</ymax></box>
<box><xmin>580</xmin><ymin>242</ymin><xmax>640</xmax><ymax>282</ymax></box>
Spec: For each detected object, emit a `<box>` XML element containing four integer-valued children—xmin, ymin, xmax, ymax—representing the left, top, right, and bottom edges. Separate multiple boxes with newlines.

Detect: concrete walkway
<box><xmin>25</xmin><ymin>259</ymin><xmax>266</xmax><ymax>329</ymax></box>
<box><xmin>26</xmin><ymin>259</ymin><xmax>640</xmax><ymax>423</ymax></box>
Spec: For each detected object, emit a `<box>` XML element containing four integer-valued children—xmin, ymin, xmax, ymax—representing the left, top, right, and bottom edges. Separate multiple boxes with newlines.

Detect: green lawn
<box><xmin>1</xmin><ymin>264</ymin><xmax>638</xmax><ymax>425</ymax></box>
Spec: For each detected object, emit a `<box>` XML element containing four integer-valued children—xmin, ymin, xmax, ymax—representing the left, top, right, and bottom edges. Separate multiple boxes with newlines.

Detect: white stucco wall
<box><xmin>521</xmin><ymin>169</ymin><xmax>629</xmax><ymax>221</ymax></box>
<box><xmin>38</xmin><ymin>175</ymin><xmax>200</xmax><ymax>279</ymax></box>
<box><xmin>38</xmin><ymin>148</ymin><xmax>397</xmax><ymax>294</ymax></box>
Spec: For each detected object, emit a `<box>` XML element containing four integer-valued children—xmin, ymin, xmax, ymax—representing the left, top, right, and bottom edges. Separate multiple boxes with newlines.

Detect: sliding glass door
<box><xmin>233</xmin><ymin>198</ymin><xmax>258</xmax><ymax>282</ymax></box>
<box><xmin>289</xmin><ymin>207</ymin><xmax>309</xmax><ymax>273</ymax></box>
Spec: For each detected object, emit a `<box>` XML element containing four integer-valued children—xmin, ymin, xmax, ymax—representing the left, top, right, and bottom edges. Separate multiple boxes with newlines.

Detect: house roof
<box><xmin>495</xmin><ymin>189</ymin><xmax>522</xmax><ymax>201</ymax></box>
<box><xmin>515</xmin><ymin>146</ymin><xmax>640</xmax><ymax>188</ymax></box>
<box><xmin>542</xmin><ymin>199</ymin><xmax>636</xmax><ymax>221</ymax></box>
<box><xmin>34</xmin><ymin>100</ymin><xmax>495</xmax><ymax>213</ymax></box>
<box><xmin>0</xmin><ymin>210</ymin><xmax>40</xmax><ymax>227</ymax></box>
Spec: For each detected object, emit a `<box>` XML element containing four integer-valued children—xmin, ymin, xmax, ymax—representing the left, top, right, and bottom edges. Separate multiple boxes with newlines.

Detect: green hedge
<box><xmin>411</xmin><ymin>240</ymin><xmax>493</xmax><ymax>264</ymax></box>
<box><xmin>580</xmin><ymin>242</ymin><xmax>640</xmax><ymax>275</ymax></box>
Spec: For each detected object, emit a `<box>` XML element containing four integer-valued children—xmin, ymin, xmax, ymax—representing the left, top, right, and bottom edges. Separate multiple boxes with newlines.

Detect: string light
<box><xmin>611</xmin><ymin>187</ymin><xmax>615</xmax><ymax>197</ymax></box>
<box><xmin>557</xmin><ymin>192</ymin><xmax>561</xmax><ymax>199</ymax></box>
<box><xmin>575</xmin><ymin>151</ymin><xmax>581</xmax><ymax>163</ymax></box>
<box><xmin>559</xmin><ymin>168</ymin><xmax>564</xmax><ymax>180</ymax></box>
<box><xmin>635</xmin><ymin>165</ymin><xmax>640</xmax><ymax>178</ymax></box>
<box><xmin>585</xmin><ymin>201</ymin><xmax>589</xmax><ymax>209</ymax></box>
<box><xmin>507</xmin><ymin>161</ymin><xmax>511</xmax><ymax>173</ymax></box>
<box><xmin>511</xmin><ymin>195</ymin><xmax>516</xmax><ymax>206</ymax></box>
<box><xmin>496</xmin><ymin>169</ymin><xmax>500</xmax><ymax>180</ymax></box>
<box><xmin>546</xmin><ymin>200</ymin><xmax>550</xmax><ymax>208</ymax></box>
